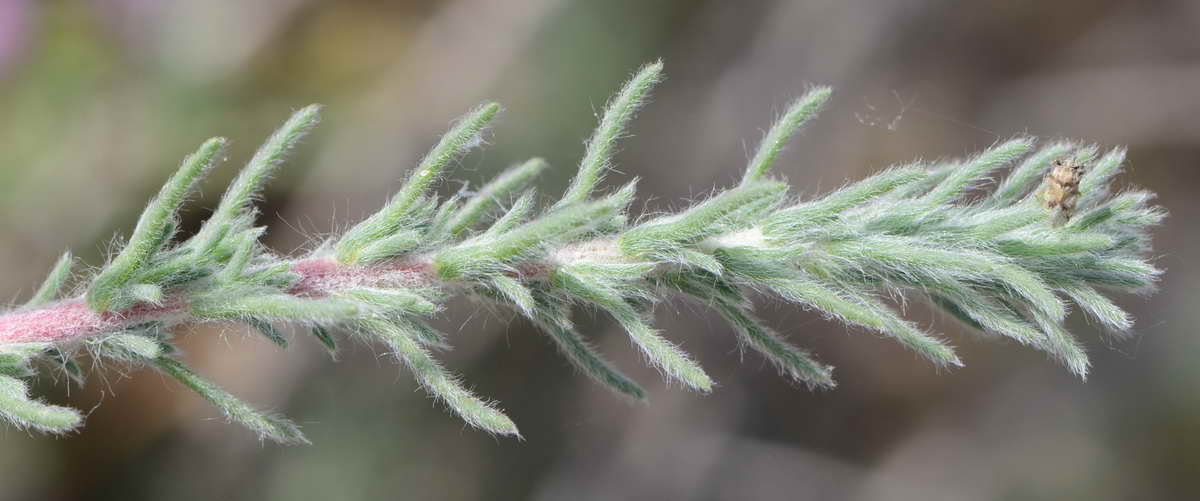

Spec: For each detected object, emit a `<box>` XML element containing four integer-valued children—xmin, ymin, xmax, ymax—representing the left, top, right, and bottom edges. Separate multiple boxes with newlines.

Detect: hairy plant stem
<box><xmin>0</xmin><ymin>257</ymin><xmax>420</xmax><ymax>345</ymax></box>
<box><xmin>0</xmin><ymin>237</ymin><xmax>705</xmax><ymax>346</ymax></box>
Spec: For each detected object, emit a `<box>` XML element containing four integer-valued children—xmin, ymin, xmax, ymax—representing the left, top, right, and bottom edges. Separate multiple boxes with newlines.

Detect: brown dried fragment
<box><xmin>1040</xmin><ymin>158</ymin><xmax>1085</xmax><ymax>226</ymax></box>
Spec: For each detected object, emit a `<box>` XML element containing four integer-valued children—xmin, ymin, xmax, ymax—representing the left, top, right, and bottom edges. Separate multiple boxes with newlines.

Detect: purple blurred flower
<box><xmin>0</xmin><ymin>0</ymin><xmax>33</xmax><ymax>78</ymax></box>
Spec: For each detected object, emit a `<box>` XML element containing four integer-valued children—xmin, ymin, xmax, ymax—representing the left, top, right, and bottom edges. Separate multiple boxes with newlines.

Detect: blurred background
<box><xmin>0</xmin><ymin>0</ymin><xmax>1196</xmax><ymax>499</ymax></box>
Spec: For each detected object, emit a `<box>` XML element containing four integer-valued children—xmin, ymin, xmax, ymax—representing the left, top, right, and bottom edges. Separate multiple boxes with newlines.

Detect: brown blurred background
<box><xmin>0</xmin><ymin>1</ymin><xmax>1196</xmax><ymax>499</ymax></box>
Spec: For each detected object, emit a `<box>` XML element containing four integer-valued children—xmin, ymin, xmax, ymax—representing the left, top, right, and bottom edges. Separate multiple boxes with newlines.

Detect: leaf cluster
<box><xmin>0</xmin><ymin>62</ymin><xmax>1162</xmax><ymax>443</ymax></box>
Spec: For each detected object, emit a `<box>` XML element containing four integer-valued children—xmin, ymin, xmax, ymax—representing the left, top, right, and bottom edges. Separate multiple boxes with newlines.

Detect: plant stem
<box><xmin>0</xmin><ymin>256</ymin><xmax>431</xmax><ymax>346</ymax></box>
<box><xmin>0</xmin><ymin>234</ymin><xmax>741</xmax><ymax>346</ymax></box>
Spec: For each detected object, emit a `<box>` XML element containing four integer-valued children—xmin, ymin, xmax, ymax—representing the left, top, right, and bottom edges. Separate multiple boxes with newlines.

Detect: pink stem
<box><xmin>0</xmin><ymin>256</ymin><xmax>437</xmax><ymax>346</ymax></box>
<box><xmin>0</xmin><ymin>298</ymin><xmax>186</xmax><ymax>345</ymax></box>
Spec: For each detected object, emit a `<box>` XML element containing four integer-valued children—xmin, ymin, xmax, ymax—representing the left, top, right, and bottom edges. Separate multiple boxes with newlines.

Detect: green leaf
<box><xmin>98</xmin><ymin>333</ymin><xmax>166</xmax><ymax>360</ymax></box>
<box><xmin>742</xmin><ymin>86</ymin><xmax>832</xmax><ymax>185</ymax></box>
<box><xmin>87</xmin><ymin>137</ymin><xmax>227</xmax><ymax>311</ymax></box>
<box><xmin>621</xmin><ymin>181</ymin><xmax>787</xmax><ymax>257</ymax></box>
<box><xmin>0</xmin><ymin>375</ymin><xmax>82</xmax><ymax>433</ymax></box>
<box><xmin>339</xmin><ymin>288</ymin><xmax>439</xmax><ymax>317</ymax></box>
<box><xmin>246</xmin><ymin>319</ymin><xmax>289</xmax><ymax>348</ymax></box>
<box><xmin>713</xmin><ymin>301</ymin><xmax>835</xmax><ymax>389</ymax></box>
<box><xmin>190</xmin><ymin>291</ymin><xmax>361</xmax><ymax>324</ymax></box>
<box><xmin>24</xmin><ymin>251</ymin><xmax>74</xmax><ymax>308</ymax></box>
<box><xmin>195</xmin><ymin>105</ymin><xmax>322</xmax><ymax>249</ymax></box>
<box><xmin>552</xmin><ymin>268</ymin><xmax>713</xmax><ymax>391</ymax></box>
<box><xmin>0</xmin><ymin>344</ymin><xmax>49</xmax><ymax>378</ymax></box>
<box><xmin>482</xmin><ymin>189</ymin><xmax>537</xmax><ymax>237</ymax></box>
<box><xmin>553</xmin><ymin>61</ymin><xmax>662</xmax><ymax>210</ymax></box>
<box><xmin>449</xmin><ymin>158</ymin><xmax>548</xmax><ymax>236</ymax></box>
<box><xmin>767</xmin><ymin>277</ymin><xmax>961</xmax><ymax>368</ymax></box>
<box><xmin>152</xmin><ymin>357</ymin><xmax>308</xmax><ymax>444</ymax></box>
<box><xmin>434</xmin><ymin>184</ymin><xmax>634</xmax><ymax>280</ymax></box>
<box><xmin>336</xmin><ymin>103</ymin><xmax>500</xmax><ymax>262</ymax></box>
<box><xmin>361</xmin><ymin>318</ymin><xmax>519</xmax><ymax>436</ymax></box>
<box><xmin>310</xmin><ymin>326</ymin><xmax>338</xmax><ymax>359</ymax></box>
<box><xmin>919</xmin><ymin>137</ymin><xmax>1032</xmax><ymax>206</ymax></box>
<box><xmin>764</xmin><ymin>166</ymin><xmax>925</xmax><ymax>236</ymax></box>
<box><xmin>531</xmin><ymin>311</ymin><xmax>647</xmax><ymax>400</ymax></box>
<box><xmin>990</xmin><ymin>141</ymin><xmax>1075</xmax><ymax>206</ymax></box>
